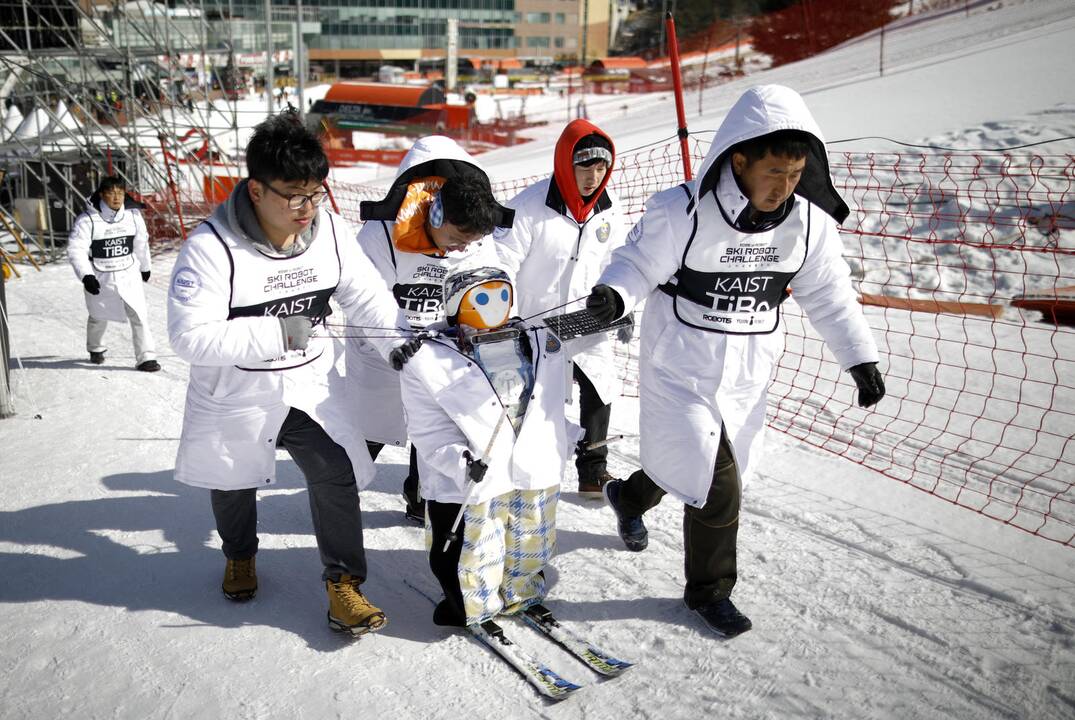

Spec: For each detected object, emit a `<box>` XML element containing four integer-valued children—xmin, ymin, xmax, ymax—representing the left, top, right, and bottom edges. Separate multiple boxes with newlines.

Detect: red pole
<box><xmin>157</xmin><ymin>133</ymin><xmax>188</xmax><ymax>240</ymax></box>
<box><xmin>322</xmin><ymin>179</ymin><xmax>340</xmax><ymax>215</ymax></box>
<box><xmin>106</xmin><ymin>147</ymin><xmax>113</xmax><ymax>175</ymax></box>
<box><xmin>665</xmin><ymin>12</ymin><xmax>692</xmax><ymax>181</ymax></box>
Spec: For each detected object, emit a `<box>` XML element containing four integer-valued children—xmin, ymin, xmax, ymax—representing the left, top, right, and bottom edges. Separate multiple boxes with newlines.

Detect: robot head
<box><xmin>443</xmin><ymin>267</ymin><xmax>514</xmax><ymax>331</ymax></box>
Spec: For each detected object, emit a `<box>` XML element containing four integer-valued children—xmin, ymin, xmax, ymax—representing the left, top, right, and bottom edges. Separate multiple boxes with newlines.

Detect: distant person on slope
<box><xmin>352</xmin><ymin>135</ymin><xmax>513</xmax><ymax>523</ymax></box>
<box><xmin>66</xmin><ymin>175</ymin><xmax>160</xmax><ymax>372</ymax></box>
<box><xmin>587</xmin><ymin>85</ymin><xmax>886</xmax><ymax>638</ymax></box>
<box><xmin>167</xmin><ymin>112</ymin><xmax>414</xmax><ymax>637</ymax></box>
<box><xmin>397</xmin><ymin>267</ymin><xmax>580</xmax><ymax>628</ymax></box>
<box><xmin>497</xmin><ymin>119</ymin><xmax>629</xmax><ymax>497</ymax></box>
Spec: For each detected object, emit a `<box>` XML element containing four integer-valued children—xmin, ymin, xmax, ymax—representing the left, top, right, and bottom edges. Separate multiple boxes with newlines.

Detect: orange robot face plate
<box><xmin>456</xmin><ymin>281</ymin><xmax>513</xmax><ymax>330</ymax></box>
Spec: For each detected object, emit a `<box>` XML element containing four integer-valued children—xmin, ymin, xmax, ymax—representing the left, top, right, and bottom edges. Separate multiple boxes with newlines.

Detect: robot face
<box><xmin>456</xmin><ymin>281</ymin><xmax>513</xmax><ymax>330</ymax></box>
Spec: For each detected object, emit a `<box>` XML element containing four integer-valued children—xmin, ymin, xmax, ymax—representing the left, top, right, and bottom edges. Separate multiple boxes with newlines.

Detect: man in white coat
<box><xmin>168</xmin><ymin>112</ymin><xmax>415</xmax><ymax>637</ymax></box>
<box><xmin>67</xmin><ymin>176</ymin><xmax>159</xmax><ymax>371</ymax></box>
<box><xmin>352</xmin><ymin>135</ymin><xmax>513</xmax><ymax>522</ymax></box>
<box><xmin>398</xmin><ymin>267</ymin><xmax>579</xmax><ymax>628</ymax></box>
<box><xmin>587</xmin><ymin>85</ymin><xmax>887</xmax><ymax>637</ymax></box>
<box><xmin>497</xmin><ymin>119</ymin><xmax>627</xmax><ymax>496</ymax></box>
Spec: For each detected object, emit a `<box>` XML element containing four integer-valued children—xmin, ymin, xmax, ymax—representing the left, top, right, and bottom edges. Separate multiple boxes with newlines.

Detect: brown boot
<box><xmin>578</xmin><ymin>470</ymin><xmax>618</xmax><ymax>498</ymax></box>
<box><xmin>326</xmin><ymin>575</ymin><xmax>387</xmax><ymax>637</ymax></box>
<box><xmin>222</xmin><ymin>557</ymin><xmax>257</xmax><ymax>601</ymax></box>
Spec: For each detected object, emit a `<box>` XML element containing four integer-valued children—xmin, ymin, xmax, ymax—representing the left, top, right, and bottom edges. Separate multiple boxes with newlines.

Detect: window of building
<box><xmin>555</xmin><ymin>13</ymin><xmax>565</xmax><ymax>24</ymax></box>
<box><xmin>554</xmin><ymin>36</ymin><xmax>564</xmax><ymax>48</ymax></box>
<box><xmin>525</xmin><ymin>12</ymin><xmax>551</xmax><ymax>24</ymax></box>
<box><xmin>526</xmin><ymin>36</ymin><xmax>550</xmax><ymax>48</ymax></box>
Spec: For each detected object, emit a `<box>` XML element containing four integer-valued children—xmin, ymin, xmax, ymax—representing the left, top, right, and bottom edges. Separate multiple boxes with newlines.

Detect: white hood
<box><xmin>395</xmin><ymin>134</ymin><xmax>484</xmax><ymax>179</ymax></box>
<box><xmin>695</xmin><ymin>84</ymin><xmax>849</xmax><ymax>223</ymax></box>
<box><xmin>360</xmin><ymin>134</ymin><xmax>514</xmax><ymax>228</ymax></box>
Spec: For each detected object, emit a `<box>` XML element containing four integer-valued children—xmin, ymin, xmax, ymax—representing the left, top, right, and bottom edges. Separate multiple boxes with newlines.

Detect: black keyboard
<box><xmin>543</xmin><ymin>308</ymin><xmax>633</xmax><ymax>341</ymax></box>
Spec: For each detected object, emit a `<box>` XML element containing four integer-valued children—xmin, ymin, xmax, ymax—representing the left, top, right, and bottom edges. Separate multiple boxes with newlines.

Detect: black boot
<box><xmin>690</xmin><ymin>597</ymin><xmax>752</xmax><ymax>638</ymax></box>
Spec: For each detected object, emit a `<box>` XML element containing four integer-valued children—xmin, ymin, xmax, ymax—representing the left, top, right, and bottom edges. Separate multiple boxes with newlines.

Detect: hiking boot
<box><xmin>690</xmin><ymin>597</ymin><xmax>752</xmax><ymax>638</ymax></box>
<box><xmin>326</xmin><ymin>575</ymin><xmax>387</xmax><ymax>637</ymax></box>
<box><xmin>578</xmin><ymin>470</ymin><xmax>618</xmax><ymax>498</ymax></box>
<box><xmin>222</xmin><ymin>557</ymin><xmax>257</xmax><ymax>601</ymax></box>
<box><xmin>602</xmin><ymin>479</ymin><xmax>648</xmax><ymax>552</ymax></box>
<box><xmin>402</xmin><ymin>491</ymin><xmax>425</xmax><ymax>525</ymax></box>
<box><xmin>89</xmin><ymin>351</ymin><xmax>106</xmax><ymax>365</ymax></box>
<box><xmin>136</xmin><ymin>359</ymin><xmax>161</xmax><ymax>372</ymax></box>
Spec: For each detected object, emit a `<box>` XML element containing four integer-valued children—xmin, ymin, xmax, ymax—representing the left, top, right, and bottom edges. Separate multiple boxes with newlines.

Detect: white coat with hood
<box><xmin>598</xmin><ymin>85</ymin><xmax>879</xmax><ymax>506</ymax></box>
<box><xmin>399</xmin><ymin>327</ymin><xmax>582</xmax><ymax>505</ymax></box>
<box><xmin>168</xmin><ymin>181</ymin><xmax>408</xmax><ymax>491</ymax></box>
<box><xmin>349</xmin><ymin>136</ymin><xmax>511</xmax><ymax>446</ymax></box>
<box><xmin>67</xmin><ymin>195</ymin><xmax>152</xmax><ymax>325</ymax></box>
<box><xmin>497</xmin><ymin>181</ymin><xmax>627</xmax><ymax>404</ymax></box>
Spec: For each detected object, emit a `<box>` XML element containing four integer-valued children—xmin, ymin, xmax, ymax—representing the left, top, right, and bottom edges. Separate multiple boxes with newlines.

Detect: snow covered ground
<box><xmin>2</xmin><ymin>2</ymin><xmax>1074</xmax><ymax>718</ymax></box>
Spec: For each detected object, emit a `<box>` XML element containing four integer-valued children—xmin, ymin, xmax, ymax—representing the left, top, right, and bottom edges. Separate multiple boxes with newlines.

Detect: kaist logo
<box><xmin>99</xmin><ymin>236</ymin><xmax>132</xmax><ymax>258</ymax></box>
<box><xmin>263</xmin><ymin>295</ymin><xmax>318</xmax><ymax>317</ymax></box>
<box><xmin>394</xmin><ymin>282</ymin><xmax>442</xmax><ymax>315</ymax></box>
<box><xmin>704</xmin><ymin>275</ymin><xmax>775</xmax><ymax>313</ymax></box>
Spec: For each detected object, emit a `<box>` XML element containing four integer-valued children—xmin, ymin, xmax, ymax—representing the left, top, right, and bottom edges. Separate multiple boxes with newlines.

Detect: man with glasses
<box><xmin>350</xmin><ymin>135</ymin><xmax>515</xmax><ymax>523</ymax></box>
<box><xmin>67</xmin><ymin>175</ymin><xmax>160</xmax><ymax>371</ymax></box>
<box><xmin>167</xmin><ymin>112</ymin><xmax>413</xmax><ymax>637</ymax></box>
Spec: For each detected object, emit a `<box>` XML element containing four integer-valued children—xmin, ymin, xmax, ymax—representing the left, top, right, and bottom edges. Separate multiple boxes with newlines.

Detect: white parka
<box><xmin>400</xmin><ymin>327</ymin><xmax>582</xmax><ymax>505</ymax></box>
<box><xmin>598</xmin><ymin>85</ymin><xmax>879</xmax><ymax>506</ymax></box>
<box><xmin>497</xmin><ymin>178</ymin><xmax>627</xmax><ymax>404</ymax></box>
<box><xmin>67</xmin><ymin>197</ymin><xmax>152</xmax><ymax>324</ymax></box>
<box><xmin>349</xmin><ymin>136</ymin><xmax>510</xmax><ymax>446</ymax></box>
<box><xmin>168</xmin><ymin>202</ymin><xmax>408</xmax><ymax>491</ymax></box>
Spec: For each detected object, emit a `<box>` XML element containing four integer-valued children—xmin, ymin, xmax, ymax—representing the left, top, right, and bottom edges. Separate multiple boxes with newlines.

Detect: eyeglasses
<box><xmin>260</xmin><ymin>181</ymin><xmax>328</xmax><ymax>210</ymax></box>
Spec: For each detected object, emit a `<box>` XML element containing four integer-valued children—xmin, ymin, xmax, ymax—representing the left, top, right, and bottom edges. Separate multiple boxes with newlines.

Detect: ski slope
<box><xmin>2</xmin><ymin>2</ymin><xmax>1073</xmax><ymax>718</ymax></box>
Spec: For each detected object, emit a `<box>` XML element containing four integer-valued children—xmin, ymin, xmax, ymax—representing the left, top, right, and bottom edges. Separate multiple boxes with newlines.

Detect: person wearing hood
<box><xmin>167</xmin><ymin>112</ymin><xmax>412</xmax><ymax>637</ymax></box>
<box><xmin>586</xmin><ymin>85</ymin><xmax>887</xmax><ymax>637</ymax></box>
<box><xmin>352</xmin><ymin>135</ymin><xmax>514</xmax><ymax>523</ymax></box>
<box><xmin>496</xmin><ymin>119</ymin><xmax>628</xmax><ymax>497</ymax></box>
<box><xmin>67</xmin><ymin>175</ymin><xmax>159</xmax><ymax>371</ymax></box>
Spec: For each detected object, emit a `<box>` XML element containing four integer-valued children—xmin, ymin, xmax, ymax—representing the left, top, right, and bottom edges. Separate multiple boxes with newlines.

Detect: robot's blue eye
<box><xmin>501</xmin><ymin>289</ymin><xmax>509</xmax><ymax>301</ymax></box>
<box><xmin>475</xmin><ymin>292</ymin><xmax>489</xmax><ymax>305</ymax></box>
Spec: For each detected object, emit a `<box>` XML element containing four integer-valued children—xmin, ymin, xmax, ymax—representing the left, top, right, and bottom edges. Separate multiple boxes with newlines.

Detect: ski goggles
<box><xmin>573</xmin><ymin>147</ymin><xmax>612</xmax><ymax>166</ymax></box>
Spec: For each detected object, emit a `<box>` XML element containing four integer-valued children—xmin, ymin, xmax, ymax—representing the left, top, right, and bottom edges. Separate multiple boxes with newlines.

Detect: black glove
<box><xmin>389</xmin><ymin>335</ymin><xmax>425</xmax><ymax>371</ymax></box>
<box><xmin>281</xmin><ymin>315</ymin><xmax>314</xmax><ymax>351</ymax></box>
<box><xmin>141</xmin><ymin>271</ymin><xmax>151</xmax><ymax>283</ymax></box>
<box><xmin>462</xmin><ymin>450</ymin><xmax>488</xmax><ymax>484</ymax></box>
<box><xmin>586</xmin><ymin>284</ymin><xmax>624</xmax><ymax>325</ymax></box>
<box><xmin>848</xmin><ymin>362</ymin><xmax>886</xmax><ymax>408</ymax></box>
<box><xmin>82</xmin><ymin>275</ymin><xmax>101</xmax><ymax>295</ymax></box>
<box><xmin>616</xmin><ymin>318</ymin><xmax>634</xmax><ymax>344</ymax></box>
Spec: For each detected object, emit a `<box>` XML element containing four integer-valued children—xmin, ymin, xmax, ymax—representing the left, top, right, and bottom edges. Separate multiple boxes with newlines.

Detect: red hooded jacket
<box><xmin>552</xmin><ymin>119</ymin><xmax>616</xmax><ymax>224</ymax></box>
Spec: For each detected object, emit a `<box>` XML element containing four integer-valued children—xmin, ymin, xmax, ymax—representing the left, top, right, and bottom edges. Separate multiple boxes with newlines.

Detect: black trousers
<box><xmin>210</xmin><ymin>407</ymin><xmax>367</xmax><ymax>582</ymax></box>
<box><xmin>366</xmin><ymin>441</ymin><xmax>421</xmax><ymax>503</ymax></box>
<box><xmin>574</xmin><ymin>363</ymin><xmax>612</xmax><ymax>482</ymax></box>
<box><xmin>425</xmin><ymin>499</ymin><xmax>468</xmax><ymax>627</ymax></box>
<box><xmin>616</xmin><ymin>428</ymin><xmax>741</xmax><ymax>608</ymax></box>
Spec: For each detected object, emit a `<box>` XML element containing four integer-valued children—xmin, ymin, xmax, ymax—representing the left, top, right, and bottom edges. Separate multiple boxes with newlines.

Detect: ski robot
<box><xmin>398</xmin><ymin>266</ymin><xmax>633</xmax><ymax>700</ymax></box>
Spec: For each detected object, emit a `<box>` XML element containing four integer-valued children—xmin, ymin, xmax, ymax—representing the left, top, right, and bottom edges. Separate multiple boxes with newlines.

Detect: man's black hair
<box><xmin>97</xmin><ymin>175</ymin><xmax>126</xmax><ymax>194</ymax></box>
<box><xmin>246</xmin><ymin>111</ymin><xmax>329</xmax><ymax>184</ymax></box>
<box><xmin>732</xmin><ymin>130</ymin><xmax>812</xmax><ymax>165</ymax></box>
<box><xmin>439</xmin><ymin>174</ymin><xmax>499</xmax><ymax>237</ymax></box>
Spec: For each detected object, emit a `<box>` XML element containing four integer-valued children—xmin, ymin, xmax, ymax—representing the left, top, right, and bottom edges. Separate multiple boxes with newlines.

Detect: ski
<box><xmin>519</xmin><ymin>604</ymin><xmax>634</xmax><ymax>677</ymax></box>
<box><xmin>469</xmin><ymin>620</ymin><xmax>583</xmax><ymax>701</ymax></box>
<box><xmin>403</xmin><ymin>580</ymin><xmax>583</xmax><ymax>701</ymax></box>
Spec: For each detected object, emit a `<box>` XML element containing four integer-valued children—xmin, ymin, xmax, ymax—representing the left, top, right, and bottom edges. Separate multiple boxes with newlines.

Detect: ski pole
<box><xmin>582</xmin><ymin>433</ymin><xmax>638</xmax><ymax>452</ymax></box>
<box><xmin>443</xmin><ymin>406</ymin><xmax>510</xmax><ymax>552</ymax></box>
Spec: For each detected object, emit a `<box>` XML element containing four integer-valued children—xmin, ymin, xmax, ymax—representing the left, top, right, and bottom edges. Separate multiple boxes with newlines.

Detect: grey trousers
<box><xmin>86</xmin><ymin>301</ymin><xmax>156</xmax><ymax>364</ymax></box>
<box><xmin>210</xmin><ymin>408</ymin><xmax>367</xmax><ymax>582</ymax></box>
<box><xmin>617</xmin><ymin>428</ymin><xmax>742</xmax><ymax>608</ymax></box>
